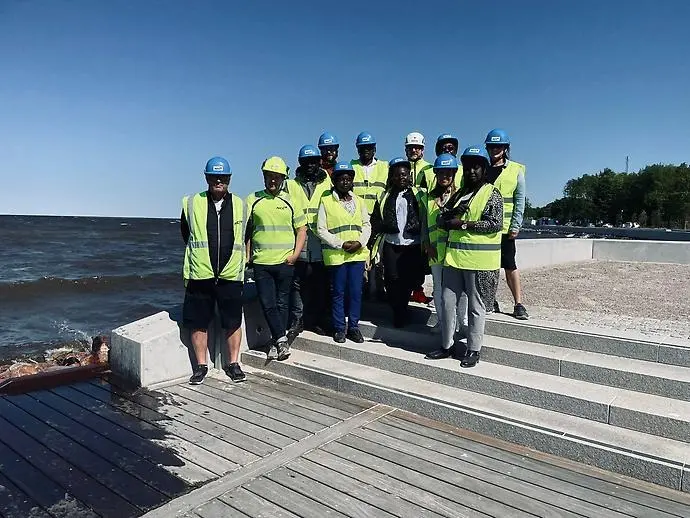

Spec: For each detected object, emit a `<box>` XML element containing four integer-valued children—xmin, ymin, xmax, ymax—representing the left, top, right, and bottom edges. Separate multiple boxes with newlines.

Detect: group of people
<box><xmin>180</xmin><ymin>129</ymin><xmax>527</xmax><ymax>384</ymax></box>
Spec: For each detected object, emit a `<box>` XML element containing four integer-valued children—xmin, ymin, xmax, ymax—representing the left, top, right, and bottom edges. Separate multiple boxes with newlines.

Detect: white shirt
<box><xmin>384</xmin><ymin>190</ymin><xmax>419</xmax><ymax>246</ymax></box>
<box><xmin>361</xmin><ymin>159</ymin><xmax>377</xmax><ymax>181</ymax></box>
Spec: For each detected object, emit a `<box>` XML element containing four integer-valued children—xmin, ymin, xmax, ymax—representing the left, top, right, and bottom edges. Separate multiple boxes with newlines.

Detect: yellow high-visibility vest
<box><xmin>422</xmin><ymin>189</ymin><xmax>450</xmax><ymax>266</ymax></box>
<box><xmin>351</xmin><ymin>159</ymin><xmax>389</xmax><ymax>214</ymax></box>
<box><xmin>286</xmin><ymin>177</ymin><xmax>332</xmax><ymax>231</ymax></box>
<box><xmin>492</xmin><ymin>160</ymin><xmax>525</xmax><ymax>234</ymax></box>
<box><xmin>246</xmin><ymin>189</ymin><xmax>306</xmax><ymax>265</ymax></box>
<box><xmin>182</xmin><ymin>192</ymin><xmax>245</xmax><ymax>281</ymax></box>
<box><xmin>411</xmin><ymin>159</ymin><xmax>434</xmax><ymax>190</ymax></box>
<box><xmin>319</xmin><ymin>192</ymin><xmax>369</xmax><ymax>266</ymax></box>
<box><xmin>444</xmin><ymin>183</ymin><xmax>502</xmax><ymax>271</ymax></box>
<box><xmin>370</xmin><ymin>187</ymin><xmax>425</xmax><ymax>261</ymax></box>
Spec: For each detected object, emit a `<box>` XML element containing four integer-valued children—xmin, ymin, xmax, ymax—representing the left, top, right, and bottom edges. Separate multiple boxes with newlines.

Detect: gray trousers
<box><xmin>441</xmin><ymin>267</ymin><xmax>486</xmax><ymax>352</ymax></box>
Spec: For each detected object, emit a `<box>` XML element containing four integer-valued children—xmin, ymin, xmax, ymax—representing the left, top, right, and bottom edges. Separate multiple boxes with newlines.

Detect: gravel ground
<box><xmin>494</xmin><ymin>261</ymin><xmax>690</xmax><ymax>341</ymax></box>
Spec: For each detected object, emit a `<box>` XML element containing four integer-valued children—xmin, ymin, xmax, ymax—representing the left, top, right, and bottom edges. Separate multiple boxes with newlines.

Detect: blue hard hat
<box><xmin>435</xmin><ymin>133</ymin><xmax>459</xmax><ymax>155</ymax></box>
<box><xmin>333</xmin><ymin>161</ymin><xmax>355</xmax><ymax>176</ymax></box>
<box><xmin>204</xmin><ymin>156</ymin><xmax>231</xmax><ymax>175</ymax></box>
<box><xmin>485</xmin><ymin>128</ymin><xmax>510</xmax><ymax>145</ymax></box>
<box><xmin>298</xmin><ymin>145</ymin><xmax>321</xmax><ymax>159</ymax></box>
<box><xmin>318</xmin><ymin>132</ymin><xmax>339</xmax><ymax>148</ymax></box>
<box><xmin>461</xmin><ymin>145</ymin><xmax>490</xmax><ymax>165</ymax></box>
<box><xmin>356</xmin><ymin>131</ymin><xmax>376</xmax><ymax>146</ymax></box>
<box><xmin>389</xmin><ymin>156</ymin><xmax>410</xmax><ymax>169</ymax></box>
<box><xmin>434</xmin><ymin>153</ymin><xmax>459</xmax><ymax>170</ymax></box>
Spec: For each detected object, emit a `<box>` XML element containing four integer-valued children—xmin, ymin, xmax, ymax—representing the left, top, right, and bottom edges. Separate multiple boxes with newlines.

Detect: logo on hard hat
<box><xmin>361</xmin><ymin>136</ymin><xmax>371</xmax><ymax>142</ymax></box>
<box><xmin>305</xmin><ymin>149</ymin><xmax>315</xmax><ymax>155</ymax></box>
<box><xmin>490</xmin><ymin>136</ymin><xmax>501</xmax><ymax>142</ymax></box>
<box><xmin>323</xmin><ymin>138</ymin><xmax>333</xmax><ymax>144</ymax></box>
<box><xmin>213</xmin><ymin>165</ymin><xmax>224</xmax><ymax>171</ymax></box>
<box><xmin>470</xmin><ymin>148</ymin><xmax>480</xmax><ymax>153</ymax></box>
<box><xmin>441</xmin><ymin>159</ymin><xmax>452</xmax><ymax>166</ymax></box>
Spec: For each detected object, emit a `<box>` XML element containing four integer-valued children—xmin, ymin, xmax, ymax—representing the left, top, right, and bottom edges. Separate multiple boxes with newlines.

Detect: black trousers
<box><xmin>254</xmin><ymin>263</ymin><xmax>294</xmax><ymax>340</ymax></box>
<box><xmin>293</xmin><ymin>260</ymin><xmax>331</xmax><ymax>330</ymax></box>
<box><xmin>382</xmin><ymin>242</ymin><xmax>425</xmax><ymax>324</ymax></box>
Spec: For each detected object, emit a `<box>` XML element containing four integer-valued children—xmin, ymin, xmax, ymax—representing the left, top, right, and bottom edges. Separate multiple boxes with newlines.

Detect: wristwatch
<box><xmin>461</xmin><ymin>222</ymin><xmax>468</xmax><ymax>230</ymax></box>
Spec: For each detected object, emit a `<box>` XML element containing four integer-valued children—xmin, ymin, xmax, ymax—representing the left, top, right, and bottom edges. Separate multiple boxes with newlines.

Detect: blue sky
<box><xmin>1</xmin><ymin>0</ymin><xmax>688</xmax><ymax>217</ymax></box>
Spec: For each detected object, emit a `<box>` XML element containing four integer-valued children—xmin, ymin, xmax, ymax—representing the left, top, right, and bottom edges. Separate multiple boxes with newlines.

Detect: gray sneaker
<box><xmin>267</xmin><ymin>341</ymin><xmax>278</xmax><ymax>360</ymax></box>
<box><xmin>277</xmin><ymin>339</ymin><xmax>291</xmax><ymax>361</ymax></box>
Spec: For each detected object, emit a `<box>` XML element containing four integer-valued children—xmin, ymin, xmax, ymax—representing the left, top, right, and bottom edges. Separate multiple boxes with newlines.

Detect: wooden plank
<box><xmin>0</xmin><ymin>364</ymin><xmax>108</xmax><ymax>396</ymax></box>
<box><xmin>69</xmin><ymin>381</ymin><xmax>256</xmax><ymax>467</ymax></box>
<box><xmin>194</xmin><ymin>497</ymin><xmax>249</xmax><ymax>518</ymax></box>
<box><xmin>85</xmin><ymin>381</ymin><xmax>268</xmax><ymax>462</ymax></box>
<box><xmin>0</xmin><ymin>415</ymin><xmax>140</xmax><ymax>518</ymax></box>
<box><xmin>28</xmin><ymin>388</ymin><xmax>214</xmax><ymax>484</ymax></box>
<box><xmin>243</xmin><ymin>476</ymin><xmax>349</xmax><ymax>517</ymax></box>
<box><xmin>245</xmin><ymin>377</ymin><xmax>365</xmax><ymax>417</ymax></box>
<box><xmin>287</xmin><ymin>456</ymin><xmax>445</xmax><ymax>518</ymax></box>
<box><xmin>250</xmin><ymin>373</ymin><xmax>370</xmax><ymax>414</ymax></box>
<box><xmin>165</xmin><ymin>384</ymin><xmax>296</xmax><ymax>448</ymax></box>
<box><xmin>238</xmin><ymin>380</ymin><xmax>355</xmax><ymax>420</ymax></box>
<box><xmin>303</xmin><ymin>448</ymin><xmax>483</xmax><ymax>518</ymax></box>
<box><xmin>219</xmin><ymin>487</ymin><xmax>301</xmax><ymax>518</ymax></box>
<box><xmin>0</xmin><ymin>471</ymin><xmax>52</xmax><ymax>518</ymax></box>
<box><xmin>0</xmin><ymin>397</ymin><xmax>167</xmax><ymax>512</ymax></box>
<box><xmin>323</xmin><ymin>439</ymin><xmax>525</xmax><ymax>518</ymax></box>
<box><xmin>357</xmin><ymin>424</ymin><xmax>632</xmax><ymax>518</ymax></box>
<box><xmin>191</xmin><ymin>381</ymin><xmax>325</xmax><ymax>433</ymax></box>
<box><xmin>384</xmin><ymin>414</ymin><xmax>688</xmax><ymax>518</ymax></box>
<box><xmin>266</xmin><ymin>465</ymin><xmax>399</xmax><ymax>518</ymax></box>
<box><xmin>367</xmin><ymin>418</ymin><xmax>672</xmax><ymax>518</ymax></box>
<box><xmin>346</xmin><ymin>429</ymin><xmax>580</xmax><ymax>518</ymax></box>
<box><xmin>204</xmin><ymin>378</ymin><xmax>340</xmax><ymax>426</ymax></box>
<box><xmin>178</xmin><ymin>382</ymin><xmax>312</xmax><ymax>440</ymax></box>
<box><xmin>8</xmin><ymin>393</ymin><xmax>191</xmax><ymax>498</ymax></box>
<box><xmin>51</xmin><ymin>385</ymin><xmax>235</xmax><ymax>477</ymax></box>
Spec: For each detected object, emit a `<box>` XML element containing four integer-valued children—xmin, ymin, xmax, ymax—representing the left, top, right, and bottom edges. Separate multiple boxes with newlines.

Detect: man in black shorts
<box><xmin>181</xmin><ymin>156</ymin><xmax>247</xmax><ymax>384</ymax></box>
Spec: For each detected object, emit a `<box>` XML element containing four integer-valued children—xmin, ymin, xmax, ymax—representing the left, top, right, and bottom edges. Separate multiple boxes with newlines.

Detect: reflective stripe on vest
<box><xmin>492</xmin><ymin>161</ymin><xmax>524</xmax><ymax>233</ymax></box>
<box><xmin>246</xmin><ymin>190</ymin><xmax>306</xmax><ymax>265</ymax></box>
<box><xmin>182</xmin><ymin>192</ymin><xmax>245</xmax><ymax>281</ymax></box>
<box><xmin>287</xmin><ymin>178</ymin><xmax>331</xmax><ymax>231</ymax></box>
<box><xmin>444</xmin><ymin>184</ymin><xmax>501</xmax><ymax>271</ymax></box>
<box><xmin>351</xmin><ymin>159</ymin><xmax>389</xmax><ymax>213</ymax></box>
<box><xmin>320</xmin><ymin>193</ymin><xmax>369</xmax><ymax>266</ymax></box>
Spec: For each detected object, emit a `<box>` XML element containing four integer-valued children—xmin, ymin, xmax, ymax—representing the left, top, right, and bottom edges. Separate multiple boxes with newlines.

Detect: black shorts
<box><xmin>501</xmin><ymin>234</ymin><xmax>517</xmax><ymax>270</ymax></box>
<box><xmin>183</xmin><ymin>279</ymin><xmax>243</xmax><ymax>331</ymax></box>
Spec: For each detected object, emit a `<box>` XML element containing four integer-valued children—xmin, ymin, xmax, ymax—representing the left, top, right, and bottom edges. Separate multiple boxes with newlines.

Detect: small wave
<box><xmin>0</xmin><ymin>272</ymin><xmax>180</xmax><ymax>300</ymax></box>
<box><xmin>120</xmin><ymin>223</ymin><xmax>129</xmax><ymax>226</ymax></box>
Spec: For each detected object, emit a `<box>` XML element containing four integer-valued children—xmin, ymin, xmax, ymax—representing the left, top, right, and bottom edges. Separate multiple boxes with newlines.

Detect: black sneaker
<box><xmin>461</xmin><ymin>350</ymin><xmax>480</xmax><ymax>368</ymax></box>
<box><xmin>225</xmin><ymin>362</ymin><xmax>246</xmax><ymax>383</ymax></box>
<box><xmin>346</xmin><ymin>328</ymin><xmax>364</xmax><ymax>343</ymax></box>
<box><xmin>424</xmin><ymin>347</ymin><xmax>453</xmax><ymax>360</ymax></box>
<box><xmin>333</xmin><ymin>331</ymin><xmax>346</xmax><ymax>343</ymax></box>
<box><xmin>493</xmin><ymin>300</ymin><xmax>500</xmax><ymax>313</ymax></box>
<box><xmin>189</xmin><ymin>364</ymin><xmax>208</xmax><ymax>385</ymax></box>
<box><xmin>513</xmin><ymin>304</ymin><xmax>529</xmax><ymax>320</ymax></box>
<box><xmin>287</xmin><ymin>319</ymin><xmax>303</xmax><ymax>344</ymax></box>
<box><xmin>277</xmin><ymin>339</ymin><xmax>291</xmax><ymax>361</ymax></box>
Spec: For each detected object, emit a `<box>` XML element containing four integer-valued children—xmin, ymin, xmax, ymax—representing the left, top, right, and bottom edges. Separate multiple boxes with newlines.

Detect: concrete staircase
<box><xmin>241</xmin><ymin>303</ymin><xmax>690</xmax><ymax>492</ymax></box>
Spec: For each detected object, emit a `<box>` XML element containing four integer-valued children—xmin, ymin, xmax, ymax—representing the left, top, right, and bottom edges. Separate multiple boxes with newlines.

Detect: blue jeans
<box><xmin>329</xmin><ymin>261</ymin><xmax>365</xmax><ymax>333</ymax></box>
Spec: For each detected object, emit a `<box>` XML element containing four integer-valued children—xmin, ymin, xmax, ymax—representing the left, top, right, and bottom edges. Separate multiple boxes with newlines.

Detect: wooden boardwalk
<box><xmin>2</xmin><ymin>373</ymin><xmax>690</xmax><ymax>517</ymax></box>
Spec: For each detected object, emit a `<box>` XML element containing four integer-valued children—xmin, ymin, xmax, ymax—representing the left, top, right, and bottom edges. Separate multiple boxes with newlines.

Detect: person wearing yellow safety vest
<box><xmin>316</xmin><ymin>161</ymin><xmax>371</xmax><ymax>344</ymax></box>
<box><xmin>370</xmin><ymin>157</ymin><xmax>426</xmax><ymax>328</ymax></box>
<box><xmin>406</xmin><ymin>131</ymin><xmax>434</xmax><ymax>191</ymax></box>
<box><xmin>427</xmin><ymin>146</ymin><xmax>503</xmax><ymax>368</ymax></box>
<box><xmin>246</xmin><ymin>157</ymin><xmax>307</xmax><ymax>362</ymax></box>
<box><xmin>420</xmin><ymin>154</ymin><xmax>463</xmax><ymax>335</ymax></box>
<box><xmin>181</xmin><ymin>156</ymin><xmax>247</xmax><ymax>385</ymax></box>
<box><xmin>286</xmin><ymin>145</ymin><xmax>332</xmax><ymax>338</ymax></box>
<box><xmin>350</xmin><ymin>131</ymin><xmax>388</xmax><ymax>300</ymax></box>
<box><xmin>318</xmin><ymin>131</ymin><xmax>339</xmax><ymax>178</ymax></box>
<box><xmin>484</xmin><ymin>129</ymin><xmax>528</xmax><ymax>320</ymax></box>
<box><xmin>405</xmin><ymin>131</ymin><xmax>434</xmax><ymax>305</ymax></box>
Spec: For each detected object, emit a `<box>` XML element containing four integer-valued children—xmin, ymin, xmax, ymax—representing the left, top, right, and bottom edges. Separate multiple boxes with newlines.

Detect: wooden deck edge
<box><xmin>0</xmin><ymin>364</ymin><xmax>110</xmax><ymax>395</ymax></box>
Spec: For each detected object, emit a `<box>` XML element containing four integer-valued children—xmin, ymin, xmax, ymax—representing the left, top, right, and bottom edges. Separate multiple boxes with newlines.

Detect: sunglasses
<box><xmin>206</xmin><ymin>174</ymin><xmax>231</xmax><ymax>184</ymax></box>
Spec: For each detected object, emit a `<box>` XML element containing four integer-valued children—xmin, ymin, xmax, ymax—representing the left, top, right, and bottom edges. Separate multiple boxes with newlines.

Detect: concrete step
<box><xmin>361</xmin><ymin>300</ymin><xmax>690</xmax><ymax>368</ymax></box>
<box><xmin>355</xmin><ymin>320</ymin><xmax>690</xmax><ymax>402</ymax></box>
<box><xmin>286</xmin><ymin>330</ymin><xmax>690</xmax><ymax>444</ymax></box>
<box><xmin>241</xmin><ymin>348</ymin><xmax>690</xmax><ymax>492</ymax></box>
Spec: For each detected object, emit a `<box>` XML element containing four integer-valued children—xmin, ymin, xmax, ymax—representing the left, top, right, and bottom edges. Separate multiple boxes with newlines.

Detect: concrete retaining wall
<box><xmin>592</xmin><ymin>240</ymin><xmax>690</xmax><ymax>265</ymax></box>
<box><xmin>516</xmin><ymin>238</ymin><xmax>593</xmax><ymax>269</ymax></box>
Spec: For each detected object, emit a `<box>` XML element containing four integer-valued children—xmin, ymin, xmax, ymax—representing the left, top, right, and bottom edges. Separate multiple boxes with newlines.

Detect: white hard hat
<box><xmin>405</xmin><ymin>132</ymin><xmax>425</xmax><ymax>147</ymax></box>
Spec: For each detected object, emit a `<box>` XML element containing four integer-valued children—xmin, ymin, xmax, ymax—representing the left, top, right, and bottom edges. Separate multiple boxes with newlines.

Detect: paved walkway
<box><xmin>2</xmin><ymin>372</ymin><xmax>690</xmax><ymax>517</ymax></box>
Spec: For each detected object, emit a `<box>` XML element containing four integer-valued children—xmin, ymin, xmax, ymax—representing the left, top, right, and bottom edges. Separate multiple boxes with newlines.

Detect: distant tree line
<box><xmin>525</xmin><ymin>163</ymin><xmax>690</xmax><ymax>229</ymax></box>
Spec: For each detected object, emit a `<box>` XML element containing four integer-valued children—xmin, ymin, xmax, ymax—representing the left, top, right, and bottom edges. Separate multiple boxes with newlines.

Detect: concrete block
<box><xmin>610</xmin><ymin>403</ymin><xmax>690</xmax><ymax>444</ymax></box>
<box><xmin>658</xmin><ymin>345</ymin><xmax>690</xmax><ymax>368</ymax></box>
<box><xmin>515</xmin><ymin>238</ymin><xmax>592</xmax><ymax>270</ymax></box>
<box><xmin>592</xmin><ymin>240</ymin><xmax>690</xmax><ymax>265</ymax></box>
<box><xmin>480</xmin><ymin>345</ymin><xmax>561</xmax><ymax>376</ymax></box>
